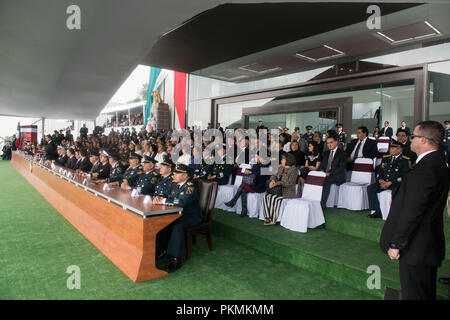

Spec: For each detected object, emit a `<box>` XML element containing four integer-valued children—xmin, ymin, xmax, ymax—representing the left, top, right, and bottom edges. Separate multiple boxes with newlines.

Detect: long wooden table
<box><xmin>11</xmin><ymin>151</ymin><xmax>182</xmax><ymax>282</ymax></box>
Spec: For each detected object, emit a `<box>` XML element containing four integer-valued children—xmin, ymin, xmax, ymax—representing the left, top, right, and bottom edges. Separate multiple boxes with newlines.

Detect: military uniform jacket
<box><xmin>91</xmin><ymin>162</ymin><xmax>111</xmax><ymax>180</ymax></box>
<box><xmin>165</xmin><ymin>179</ymin><xmax>202</xmax><ymax>220</ymax></box>
<box><xmin>210</xmin><ymin>157</ymin><xmax>233</xmax><ymax>185</ymax></box>
<box><xmin>376</xmin><ymin>154</ymin><xmax>411</xmax><ymax>193</ymax></box>
<box><xmin>196</xmin><ymin>161</ymin><xmax>212</xmax><ymax>179</ymax></box>
<box><xmin>337</xmin><ymin>131</ymin><xmax>347</xmax><ymax>146</ymax></box>
<box><xmin>302</xmin><ymin>132</ymin><xmax>314</xmax><ymax>142</ymax></box>
<box><xmin>136</xmin><ymin>170</ymin><xmax>160</xmax><ymax>195</ymax></box>
<box><xmin>119</xmin><ymin>149</ymin><xmax>129</xmax><ymax>163</ymax></box>
<box><xmin>108</xmin><ymin>161</ymin><xmax>124</xmax><ymax>183</ymax></box>
<box><xmin>122</xmin><ymin>164</ymin><xmax>143</xmax><ymax>187</ymax></box>
<box><xmin>155</xmin><ymin>173</ymin><xmax>174</xmax><ymax>198</ymax></box>
<box><xmin>90</xmin><ymin>161</ymin><xmax>102</xmax><ymax>175</ymax></box>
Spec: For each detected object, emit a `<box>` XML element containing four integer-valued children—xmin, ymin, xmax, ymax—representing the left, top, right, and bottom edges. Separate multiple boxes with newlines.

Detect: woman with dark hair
<box><xmin>298</xmin><ymin>141</ymin><xmax>323</xmax><ymax>197</ymax></box>
<box><xmin>263</xmin><ymin>153</ymin><xmax>298</xmax><ymax>225</ymax></box>
<box><xmin>313</xmin><ymin>131</ymin><xmax>324</xmax><ymax>155</ymax></box>
<box><xmin>289</xmin><ymin>140</ymin><xmax>306</xmax><ymax>168</ymax></box>
<box><xmin>373</xmin><ymin>126</ymin><xmax>381</xmax><ymax>139</ymax></box>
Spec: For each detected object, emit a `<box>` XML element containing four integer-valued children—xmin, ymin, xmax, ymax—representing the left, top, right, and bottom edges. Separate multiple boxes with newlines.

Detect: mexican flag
<box><xmin>144</xmin><ymin>67</ymin><xmax>187</xmax><ymax>131</ymax></box>
<box><xmin>144</xmin><ymin>67</ymin><xmax>161</xmax><ymax>131</ymax></box>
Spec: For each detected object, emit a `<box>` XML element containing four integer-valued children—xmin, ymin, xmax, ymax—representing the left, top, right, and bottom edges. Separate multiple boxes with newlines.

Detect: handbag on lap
<box><xmin>266</xmin><ymin>179</ymin><xmax>282</xmax><ymax>196</ymax></box>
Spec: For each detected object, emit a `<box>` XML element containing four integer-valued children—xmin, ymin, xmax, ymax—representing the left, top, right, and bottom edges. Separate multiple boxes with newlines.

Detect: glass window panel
<box><xmin>428</xmin><ymin>60</ymin><xmax>450</xmax><ymax>126</ymax></box>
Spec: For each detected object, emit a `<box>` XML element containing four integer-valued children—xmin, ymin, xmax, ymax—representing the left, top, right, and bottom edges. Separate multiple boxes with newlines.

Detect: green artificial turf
<box><xmin>0</xmin><ymin>160</ymin><xmax>375</xmax><ymax>300</ymax></box>
<box><xmin>213</xmin><ymin>208</ymin><xmax>450</xmax><ymax>300</ymax></box>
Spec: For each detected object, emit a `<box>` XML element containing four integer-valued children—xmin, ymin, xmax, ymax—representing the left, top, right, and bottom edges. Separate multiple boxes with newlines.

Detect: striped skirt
<box><xmin>263</xmin><ymin>193</ymin><xmax>284</xmax><ymax>222</ymax></box>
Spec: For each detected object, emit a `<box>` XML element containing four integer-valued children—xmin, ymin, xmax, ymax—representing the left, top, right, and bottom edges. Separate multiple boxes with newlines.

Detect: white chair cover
<box><xmin>326</xmin><ymin>184</ymin><xmax>340</xmax><ymax>208</ymax></box>
<box><xmin>337</xmin><ymin>158</ymin><xmax>374</xmax><ymax>210</ymax></box>
<box><xmin>280</xmin><ymin>171</ymin><xmax>326</xmax><ymax>233</ymax></box>
<box><xmin>377</xmin><ymin>189</ymin><xmax>392</xmax><ymax>220</ymax></box>
<box><xmin>235</xmin><ymin>191</ymin><xmax>265</xmax><ymax>218</ymax></box>
<box><xmin>377</xmin><ymin>137</ymin><xmax>390</xmax><ymax>153</ymax></box>
<box><xmin>214</xmin><ymin>185</ymin><xmax>237</xmax><ymax>211</ymax></box>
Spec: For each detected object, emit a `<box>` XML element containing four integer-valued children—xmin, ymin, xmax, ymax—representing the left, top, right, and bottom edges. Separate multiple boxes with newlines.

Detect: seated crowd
<box><xmin>31</xmin><ymin>120</ymin><xmax>435</xmax><ymax>223</ymax></box>
<box><xmin>12</xmin><ymin>119</ymin><xmax>450</xmax><ymax>271</ymax></box>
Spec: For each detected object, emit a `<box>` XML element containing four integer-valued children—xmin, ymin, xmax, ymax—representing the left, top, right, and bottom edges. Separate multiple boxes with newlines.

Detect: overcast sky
<box><xmin>109</xmin><ymin>65</ymin><xmax>150</xmax><ymax>104</ymax></box>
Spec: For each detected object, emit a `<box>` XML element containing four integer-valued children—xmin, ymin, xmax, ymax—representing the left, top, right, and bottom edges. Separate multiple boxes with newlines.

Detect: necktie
<box><xmin>326</xmin><ymin>150</ymin><xmax>334</xmax><ymax>172</ymax></box>
<box><xmin>353</xmin><ymin>140</ymin><xmax>362</xmax><ymax>161</ymax></box>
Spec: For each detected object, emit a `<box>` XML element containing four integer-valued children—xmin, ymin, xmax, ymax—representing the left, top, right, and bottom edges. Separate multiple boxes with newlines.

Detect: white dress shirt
<box><xmin>350</xmin><ymin>137</ymin><xmax>367</xmax><ymax>159</ymax></box>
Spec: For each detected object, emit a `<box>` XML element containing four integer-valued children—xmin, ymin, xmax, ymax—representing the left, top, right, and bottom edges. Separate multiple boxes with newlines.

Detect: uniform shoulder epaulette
<box><xmin>401</xmin><ymin>155</ymin><xmax>410</xmax><ymax>160</ymax></box>
<box><xmin>383</xmin><ymin>154</ymin><xmax>392</xmax><ymax>158</ymax></box>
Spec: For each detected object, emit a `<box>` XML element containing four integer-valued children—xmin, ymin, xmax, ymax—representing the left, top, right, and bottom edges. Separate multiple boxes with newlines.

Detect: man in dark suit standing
<box><xmin>319</xmin><ymin>135</ymin><xmax>347</xmax><ymax>208</ymax></box>
<box><xmin>380</xmin><ymin>121</ymin><xmax>449</xmax><ymax>300</ymax></box>
<box><xmin>380</xmin><ymin>121</ymin><xmax>393</xmax><ymax>138</ymax></box>
<box><xmin>345</xmin><ymin>126</ymin><xmax>378</xmax><ymax>170</ymax></box>
<box><xmin>44</xmin><ymin>134</ymin><xmax>58</xmax><ymax>161</ymax></box>
<box><xmin>396</xmin><ymin>121</ymin><xmax>411</xmax><ymax>137</ymax></box>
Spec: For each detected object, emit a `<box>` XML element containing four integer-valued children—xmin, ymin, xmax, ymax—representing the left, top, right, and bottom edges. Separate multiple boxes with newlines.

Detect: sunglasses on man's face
<box><xmin>410</xmin><ymin>134</ymin><xmax>437</xmax><ymax>143</ymax></box>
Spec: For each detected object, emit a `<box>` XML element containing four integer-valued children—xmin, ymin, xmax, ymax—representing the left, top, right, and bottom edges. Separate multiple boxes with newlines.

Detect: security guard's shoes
<box><xmin>157</xmin><ymin>250</ymin><xmax>167</xmax><ymax>260</ymax></box>
<box><xmin>368</xmin><ymin>210</ymin><xmax>382</xmax><ymax>219</ymax></box>
<box><xmin>165</xmin><ymin>257</ymin><xmax>182</xmax><ymax>273</ymax></box>
<box><xmin>438</xmin><ymin>277</ymin><xmax>449</xmax><ymax>285</ymax></box>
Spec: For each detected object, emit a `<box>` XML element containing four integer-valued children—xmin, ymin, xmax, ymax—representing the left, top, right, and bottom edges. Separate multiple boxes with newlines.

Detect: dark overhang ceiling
<box><xmin>142</xmin><ymin>2</ymin><xmax>450</xmax><ymax>83</ymax></box>
<box><xmin>143</xmin><ymin>2</ymin><xmax>421</xmax><ymax>72</ymax></box>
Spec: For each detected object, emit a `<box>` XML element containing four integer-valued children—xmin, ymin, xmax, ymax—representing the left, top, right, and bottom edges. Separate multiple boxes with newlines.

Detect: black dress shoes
<box><xmin>368</xmin><ymin>211</ymin><xmax>382</xmax><ymax>219</ymax></box>
<box><xmin>165</xmin><ymin>257</ymin><xmax>182</xmax><ymax>273</ymax></box>
<box><xmin>157</xmin><ymin>250</ymin><xmax>167</xmax><ymax>260</ymax></box>
<box><xmin>438</xmin><ymin>277</ymin><xmax>449</xmax><ymax>285</ymax></box>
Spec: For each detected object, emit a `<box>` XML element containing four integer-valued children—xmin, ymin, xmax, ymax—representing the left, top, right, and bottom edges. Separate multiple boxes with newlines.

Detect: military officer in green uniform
<box><xmin>154</xmin><ymin>157</ymin><xmax>175</xmax><ymax>198</ymax></box>
<box><xmin>336</xmin><ymin>123</ymin><xmax>347</xmax><ymax>149</ymax></box>
<box><xmin>135</xmin><ymin>156</ymin><xmax>160</xmax><ymax>195</ymax></box>
<box><xmin>118</xmin><ymin>152</ymin><xmax>144</xmax><ymax>190</ymax></box>
<box><xmin>95</xmin><ymin>151</ymin><xmax>112</xmax><ymax>180</ymax></box>
<box><xmin>194</xmin><ymin>149</ymin><xmax>214</xmax><ymax>179</ymax></box>
<box><xmin>367</xmin><ymin>140</ymin><xmax>411</xmax><ymax>219</ymax></box>
<box><xmin>205</xmin><ymin>146</ymin><xmax>233</xmax><ymax>185</ymax></box>
<box><xmin>302</xmin><ymin>125</ymin><xmax>314</xmax><ymax>142</ymax></box>
<box><xmin>152</xmin><ymin>164</ymin><xmax>202</xmax><ymax>273</ymax></box>
<box><xmin>119</xmin><ymin>143</ymin><xmax>130</xmax><ymax>168</ymax></box>
<box><xmin>88</xmin><ymin>152</ymin><xmax>102</xmax><ymax>177</ymax></box>
<box><xmin>103</xmin><ymin>151</ymin><xmax>123</xmax><ymax>184</ymax></box>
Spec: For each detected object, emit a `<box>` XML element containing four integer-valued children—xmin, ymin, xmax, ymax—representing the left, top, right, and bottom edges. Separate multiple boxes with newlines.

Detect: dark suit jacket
<box><xmin>380</xmin><ymin>151</ymin><xmax>449</xmax><ymax>266</ymax></box>
<box><xmin>45</xmin><ymin>141</ymin><xmax>58</xmax><ymax>160</ymax></box>
<box><xmin>396</xmin><ymin>127</ymin><xmax>411</xmax><ymax>136</ymax></box>
<box><xmin>319</xmin><ymin>148</ymin><xmax>347</xmax><ymax>185</ymax></box>
<box><xmin>66</xmin><ymin>156</ymin><xmax>77</xmax><ymax>170</ymax></box>
<box><xmin>380</xmin><ymin>127</ymin><xmax>393</xmax><ymax>138</ymax></box>
<box><xmin>77</xmin><ymin>157</ymin><xmax>92</xmax><ymax>173</ymax></box>
<box><xmin>346</xmin><ymin>138</ymin><xmax>378</xmax><ymax>160</ymax></box>
<box><xmin>55</xmin><ymin>154</ymin><xmax>68</xmax><ymax>167</ymax></box>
